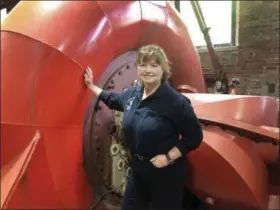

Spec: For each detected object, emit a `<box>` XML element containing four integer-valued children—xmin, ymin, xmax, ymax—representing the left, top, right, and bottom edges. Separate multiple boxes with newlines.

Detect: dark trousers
<box><xmin>122</xmin><ymin>157</ymin><xmax>186</xmax><ymax>210</ymax></box>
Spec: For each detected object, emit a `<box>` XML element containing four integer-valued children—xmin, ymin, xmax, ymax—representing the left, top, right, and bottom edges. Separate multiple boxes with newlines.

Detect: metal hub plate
<box><xmin>83</xmin><ymin>51</ymin><xmax>138</xmax><ymax>206</ymax></box>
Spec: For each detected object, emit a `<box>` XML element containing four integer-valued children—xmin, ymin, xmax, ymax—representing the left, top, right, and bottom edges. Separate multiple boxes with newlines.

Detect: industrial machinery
<box><xmin>1</xmin><ymin>1</ymin><xmax>279</xmax><ymax>210</ymax></box>
<box><xmin>189</xmin><ymin>0</ymin><xmax>229</xmax><ymax>94</ymax></box>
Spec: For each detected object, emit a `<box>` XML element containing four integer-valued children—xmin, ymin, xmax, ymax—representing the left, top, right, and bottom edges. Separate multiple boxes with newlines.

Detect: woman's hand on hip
<box><xmin>150</xmin><ymin>154</ymin><xmax>169</xmax><ymax>168</ymax></box>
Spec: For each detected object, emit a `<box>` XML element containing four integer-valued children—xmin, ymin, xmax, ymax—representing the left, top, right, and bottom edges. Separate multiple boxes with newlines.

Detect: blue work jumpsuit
<box><xmin>98</xmin><ymin>81</ymin><xmax>203</xmax><ymax>210</ymax></box>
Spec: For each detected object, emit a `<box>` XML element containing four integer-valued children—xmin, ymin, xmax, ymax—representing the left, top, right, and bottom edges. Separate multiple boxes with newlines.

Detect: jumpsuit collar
<box><xmin>136</xmin><ymin>81</ymin><xmax>169</xmax><ymax>99</ymax></box>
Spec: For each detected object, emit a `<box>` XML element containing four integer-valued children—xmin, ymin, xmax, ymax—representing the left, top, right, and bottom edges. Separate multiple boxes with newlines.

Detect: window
<box><xmin>1</xmin><ymin>8</ymin><xmax>8</xmax><ymax>23</ymax></box>
<box><xmin>173</xmin><ymin>1</ymin><xmax>236</xmax><ymax>48</ymax></box>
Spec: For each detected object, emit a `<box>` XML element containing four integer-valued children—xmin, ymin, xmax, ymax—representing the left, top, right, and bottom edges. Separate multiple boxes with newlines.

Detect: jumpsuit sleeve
<box><xmin>174</xmin><ymin>95</ymin><xmax>203</xmax><ymax>156</ymax></box>
<box><xmin>98</xmin><ymin>88</ymin><xmax>133</xmax><ymax>112</ymax></box>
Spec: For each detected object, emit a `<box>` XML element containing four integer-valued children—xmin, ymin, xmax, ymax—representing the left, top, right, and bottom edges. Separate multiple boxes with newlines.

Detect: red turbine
<box><xmin>1</xmin><ymin>1</ymin><xmax>279</xmax><ymax>210</ymax></box>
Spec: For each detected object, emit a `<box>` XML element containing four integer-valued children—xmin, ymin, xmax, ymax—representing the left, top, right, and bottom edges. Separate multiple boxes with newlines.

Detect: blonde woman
<box><xmin>84</xmin><ymin>44</ymin><xmax>203</xmax><ymax>210</ymax></box>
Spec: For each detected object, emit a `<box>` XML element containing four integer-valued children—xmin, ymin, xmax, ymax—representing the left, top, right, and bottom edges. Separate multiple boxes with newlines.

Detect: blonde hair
<box><xmin>136</xmin><ymin>44</ymin><xmax>171</xmax><ymax>82</ymax></box>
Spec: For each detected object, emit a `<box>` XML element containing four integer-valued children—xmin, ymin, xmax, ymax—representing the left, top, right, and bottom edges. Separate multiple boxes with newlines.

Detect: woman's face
<box><xmin>137</xmin><ymin>60</ymin><xmax>163</xmax><ymax>85</ymax></box>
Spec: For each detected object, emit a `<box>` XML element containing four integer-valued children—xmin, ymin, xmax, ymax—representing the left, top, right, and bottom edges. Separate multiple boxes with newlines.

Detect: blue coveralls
<box><xmin>99</xmin><ymin>81</ymin><xmax>203</xmax><ymax>210</ymax></box>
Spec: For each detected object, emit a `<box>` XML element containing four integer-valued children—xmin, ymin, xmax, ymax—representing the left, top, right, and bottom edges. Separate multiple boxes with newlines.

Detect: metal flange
<box><xmin>83</xmin><ymin>51</ymin><xmax>138</xmax><ymax>206</ymax></box>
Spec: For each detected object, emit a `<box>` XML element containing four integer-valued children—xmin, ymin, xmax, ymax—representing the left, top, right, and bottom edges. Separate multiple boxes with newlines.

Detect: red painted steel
<box><xmin>182</xmin><ymin>94</ymin><xmax>280</xmax><ymax>209</ymax></box>
<box><xmin>1</xmin><ymin>131</ymin><xmax>40</xmax><ymax>209</ymax></box>
<box><xmin>1</xmin><ymin>1</ymin><xmax>279</xmax><ymax>210</ymax></box>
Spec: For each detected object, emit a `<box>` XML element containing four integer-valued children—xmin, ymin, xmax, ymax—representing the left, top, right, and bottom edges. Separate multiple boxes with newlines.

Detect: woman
<box><xmin>84</xmin><ymin>44</ymin><xmax>203</xmax><ymax>210</ymax></box>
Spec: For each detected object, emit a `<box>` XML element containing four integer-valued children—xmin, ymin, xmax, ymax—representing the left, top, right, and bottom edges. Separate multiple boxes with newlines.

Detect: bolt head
<box><xmin>205</xmin><ymin>197</ymin><xmax>215</xmax><ymax>205</ymax></box>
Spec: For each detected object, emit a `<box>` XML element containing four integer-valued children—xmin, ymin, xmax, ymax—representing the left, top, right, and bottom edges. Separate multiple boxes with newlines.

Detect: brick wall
<box><xmin>199</xmin><ymin>1</ymin><xmax>279</xmax><ymax>97</ymax></box>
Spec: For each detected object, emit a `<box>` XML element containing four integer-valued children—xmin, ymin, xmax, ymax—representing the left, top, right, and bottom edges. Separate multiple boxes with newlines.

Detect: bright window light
<box><xmin>1</xmin><ymin>8</ymin><xmax>8</xmax><ymax>23</ymax></box>
<box><xmin>179</xmin><ymin>1</ymin><xmax>232</xmax><ymax>46</ymax></box>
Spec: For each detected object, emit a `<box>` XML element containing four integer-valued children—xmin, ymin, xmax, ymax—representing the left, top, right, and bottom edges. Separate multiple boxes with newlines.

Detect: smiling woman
<box><xmin>136</xmin><ymin>44</ymin><xmax>171</xmax><ymax>84</ymax></box>
<box><xmin>84</xmin><ymin>44</ymin><xmax>203</xmax><ymax>210</ymax></box>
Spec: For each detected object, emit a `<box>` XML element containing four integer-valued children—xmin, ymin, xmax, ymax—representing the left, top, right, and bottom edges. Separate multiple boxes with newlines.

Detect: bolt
<box><xmin>126</xmin><ymin>65</ymin><xmax>130</xmax><ymax>69</ymax></box>
<box><xmin>117</xmin><ymin>159</ymin><xmax>125</xmax><ymax>171</ymax></box>
<box><xmin>118</xmin><ymin>71</ymin><xmax>122</xmax><ymax>75</ymax></box>
<box><xmin>205</xmin><ymin>197</ymin><xmax>215</xmax><ymax>205</ymax></box>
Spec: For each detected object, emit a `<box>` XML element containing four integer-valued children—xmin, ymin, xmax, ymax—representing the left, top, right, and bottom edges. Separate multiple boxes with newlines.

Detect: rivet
<box><xmin>205</xmin><ymin>197</ymin><xmax>215</xmax><ymax>205</ymax></box>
